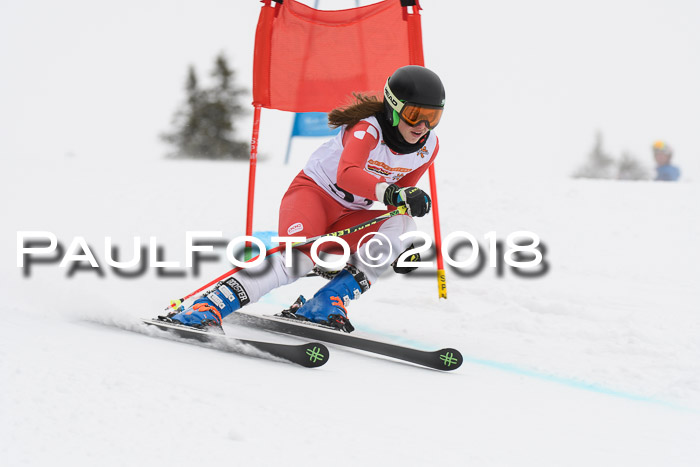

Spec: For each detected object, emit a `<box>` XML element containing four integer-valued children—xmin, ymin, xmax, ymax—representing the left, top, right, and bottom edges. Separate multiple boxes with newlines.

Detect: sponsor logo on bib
<box><xmin>287</xmin><ymin>222</ymin><xmax>304</xmax><ymax>235</ymax></box>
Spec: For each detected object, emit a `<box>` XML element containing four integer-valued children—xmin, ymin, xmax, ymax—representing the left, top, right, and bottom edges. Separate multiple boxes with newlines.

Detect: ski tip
<box><xmin>435</xmin><ymin>348</ymin><xmax>463</xmax><ymax>371</ymax></box>
<box><xmin>298</xmin><ymin>343</ymin><xmax>330</xmax><ymax>368</ymax></box>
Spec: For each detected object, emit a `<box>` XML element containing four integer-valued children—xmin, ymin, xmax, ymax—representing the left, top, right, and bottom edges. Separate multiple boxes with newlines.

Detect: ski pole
<box><xmin>167</xmin><ymin>206</ymin><xmax>407</xmax><ymax>310</ymax></box>
<box><xmin>428</xmin><ymin>165</ymin><xmax>447</xmax><ymax>299</ymax></box>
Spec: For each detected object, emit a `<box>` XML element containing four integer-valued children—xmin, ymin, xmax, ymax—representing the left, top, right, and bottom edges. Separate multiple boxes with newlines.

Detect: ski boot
<box><xmin>160</xmin><ymin>277</ymin><xmax>250</xmax><ymax>332</ymax></box>
<box><xmin>280</xmin><ymin>265</ymin><xmax>370</xmax><ymax>332</ymax></box>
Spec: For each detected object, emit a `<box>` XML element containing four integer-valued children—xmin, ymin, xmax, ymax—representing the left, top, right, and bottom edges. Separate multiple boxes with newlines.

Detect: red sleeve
<box><xmin>396</xmin><ymin>136</ymin><xmax>440</xmax><ymax>187</ymax></box>
<box><xmin>336</xmin><ymin>121</ymin><xmax>384</xmax><ymax>200</ymax></box>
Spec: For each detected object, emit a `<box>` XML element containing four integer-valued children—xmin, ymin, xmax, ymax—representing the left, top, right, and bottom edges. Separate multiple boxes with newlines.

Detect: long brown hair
<box><xmin>327</xmin><ymin>93</ymin><xmax>385</xmax><ymax>129</ymax></box>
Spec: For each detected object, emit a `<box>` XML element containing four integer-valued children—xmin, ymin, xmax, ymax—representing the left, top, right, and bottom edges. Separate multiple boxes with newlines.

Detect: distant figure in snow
<box><xmin>652</xmin><ymin>140</ymin><xmax>680</xmax><ymax>181</ymax></box>
<box><xmin>160</xmin><ymin>65</ymin><xmax>445</xmax><ymax>333</ymax></box>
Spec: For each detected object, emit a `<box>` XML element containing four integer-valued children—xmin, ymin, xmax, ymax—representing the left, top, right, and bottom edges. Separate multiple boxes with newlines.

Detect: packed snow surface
<box><xmin>2</xmin><ymin>156</ymin><xmax>698</xmax><ymax>466</ymax></box>
<box><xmin>2</xmin><ymin>1</ymin><xmax>700</xmax><ymax>464</ymax></box>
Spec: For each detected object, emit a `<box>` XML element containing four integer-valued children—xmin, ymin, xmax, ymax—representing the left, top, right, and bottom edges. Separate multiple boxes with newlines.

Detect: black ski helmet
<box><xmin>383</xmin><ymin>65</ymin><xmax>445</xmax><ymax>129</ymax></box>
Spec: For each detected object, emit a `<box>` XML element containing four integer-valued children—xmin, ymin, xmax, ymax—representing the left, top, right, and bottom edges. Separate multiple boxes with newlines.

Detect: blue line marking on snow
<box><xmin>351</xmin><ymin>324</ymin><xmax>698</xmax><ymax>413</ymax></box>
<box><xmin>257</xmin><ymin>293</ymin><xmax>697</xmax><ymax>413</ymax></box>
<box><xmin>460</xmin><ymin>355</ymin><xmax>697</xmax><ymax>412</ymax></box>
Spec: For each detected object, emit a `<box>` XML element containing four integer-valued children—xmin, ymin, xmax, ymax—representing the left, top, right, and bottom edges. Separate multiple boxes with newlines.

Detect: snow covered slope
<box><xmin>3</xmin><ymin>1</ymin><xmax>700</xmax><ymax>463</ymax></box>
<box><xmin>2</xmin><ymin>155</ymin><xmax>698</xmax><ymax>466</ymax></box>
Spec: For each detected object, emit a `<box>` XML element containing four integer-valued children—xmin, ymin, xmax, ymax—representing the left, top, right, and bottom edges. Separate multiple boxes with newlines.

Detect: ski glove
<box><xmin>383</xmin><ymin>184</ymin><xmax>431</xmax><ymax>217</ymax></box>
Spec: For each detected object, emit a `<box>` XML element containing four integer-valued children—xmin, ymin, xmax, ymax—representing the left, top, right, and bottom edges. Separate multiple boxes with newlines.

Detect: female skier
<box><xmin>166</xmin><ymin>65</ymin><xmax>445</xmax><ymax>333</ymax></box>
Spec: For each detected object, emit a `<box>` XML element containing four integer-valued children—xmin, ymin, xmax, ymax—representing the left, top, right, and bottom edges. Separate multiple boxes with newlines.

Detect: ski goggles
<box><xmin>384</xmin><ymin>80</ymin><xmax>444</xmax><ymax>130</ymax></box>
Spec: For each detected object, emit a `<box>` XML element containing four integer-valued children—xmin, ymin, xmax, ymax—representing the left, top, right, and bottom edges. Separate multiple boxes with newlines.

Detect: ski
<box><xmin>228</xmin><ymin>311</ymin><xmax>462</xmax><ymax>371</ymax></box>
<box><xmin>141</xmin><ymin>318</ymin><xmax>329</xmax><ymax>368</ymax></box>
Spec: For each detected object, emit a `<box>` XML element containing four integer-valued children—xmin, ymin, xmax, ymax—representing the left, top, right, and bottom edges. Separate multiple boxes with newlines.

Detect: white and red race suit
<box><xmin>302</xmin><ymin>115</ymin><xmax>438</xmax><ymax>210</ymax></box>
<box><xmin>233</xmin><ymin>116</ymin><xmax>440</xmax><ymax>304</ymax></box>
<box><xmin>278</xmin><ymin>115</ymin><xmax>439</xmax><ymax>246</ymax></box>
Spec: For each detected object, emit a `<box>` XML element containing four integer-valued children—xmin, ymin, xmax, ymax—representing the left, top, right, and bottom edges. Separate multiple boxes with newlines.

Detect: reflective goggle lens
<box><xmin>400</xmin><ymin>104</ymin><xmax>443</xmax><ymax>129</ymax></box>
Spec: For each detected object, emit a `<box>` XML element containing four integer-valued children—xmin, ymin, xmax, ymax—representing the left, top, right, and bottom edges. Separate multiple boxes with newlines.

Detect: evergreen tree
<box><xmin>617</xmin><ymin>152</ymin><xmax>649</xmax><ymax>180</ymax></box>
<box><xmin>573</xmin><ymin>131</ymin><xmax>617</xmax><ymax>179</ymax></box>
<box><xmin>162</xmin><ymin>53</ymin><xmax>250</xmax><ymax>160</ymax></box>
<box><xmin>573</xmin><ymin>131</ymin><xmax>650</xmax><ymax>181</ymax></box>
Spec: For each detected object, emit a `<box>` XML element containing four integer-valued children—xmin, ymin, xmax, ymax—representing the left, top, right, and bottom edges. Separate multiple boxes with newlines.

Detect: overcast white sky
<box><xmin>1</xmin><ymin>0</ymin><xmax>698</xmax><ymax>180</ymax></box>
